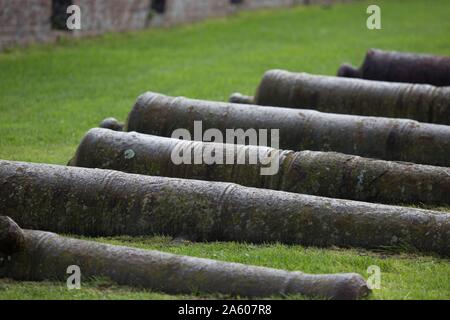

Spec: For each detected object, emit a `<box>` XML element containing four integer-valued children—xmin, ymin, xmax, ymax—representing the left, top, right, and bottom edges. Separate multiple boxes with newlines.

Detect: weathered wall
<box><xmin>0</xmin><ymin>0</ymin><xmax>53</xmax><ymax>49</ymax></box>
<box><xmin>73</xmin><ymin>0</ymin><xmax>151</xmax><ymax>34</ymax></box>
<box><xmin>243</xmin><ymin>0</ymin><xmax>299</xmax><ymax>10</ymax></box>
<box><xmin>0</xmin><ymin>0</ymin><xmax>355</xmax><ymax>50</ymax></box>
<box><xmin>151</xmin><ymin>0</ymin><xmax>230</xmax><ymax>26</ymax></box>
<box><xmin>148</xmin><ymin>0</ymin><xmax>353</xmax><ymax>27</ymax></box>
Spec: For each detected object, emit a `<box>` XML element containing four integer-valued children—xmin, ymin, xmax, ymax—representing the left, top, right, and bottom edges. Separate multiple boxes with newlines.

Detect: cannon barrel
<box><xmin>70</xmin><ymin>128</ymin><xmax>450</xmax><ymax>206</ymax></box>
<box><xmin>337</xmin><ymin>49</ymin><xmax>450</xmax><ymax>86</ymax></box>
<box><xmin>124</xmin><ymin>92</ymin><xmax>450</xmax><ymax>167</ymax></box>
<box><xmin>0</xmin><ymin>217</ymin><xmax>370</xmax><ymax>299</ymax></box>
<box><xmin>239</xmin><ymin>70</ymin><xmax>450</xmax><ymax>125</ymax></box>
<box><xmin>1</xmin><ymin>160</ymin><xmax>449</xmax><ymax>255</ymax></box>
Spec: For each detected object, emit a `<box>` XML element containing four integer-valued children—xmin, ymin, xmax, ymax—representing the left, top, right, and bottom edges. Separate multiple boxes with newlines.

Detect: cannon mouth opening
<box><xmin>51</xmin><ymin>0</ymin><xmax>73</xmax><ymax>31</ymax></box>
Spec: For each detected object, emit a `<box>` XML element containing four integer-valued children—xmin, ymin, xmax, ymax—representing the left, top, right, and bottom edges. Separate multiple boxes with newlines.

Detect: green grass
<box><xmin>0</xmin><ymin>0</ymin><xmax>449</xmax><ymax>300</ymax></box>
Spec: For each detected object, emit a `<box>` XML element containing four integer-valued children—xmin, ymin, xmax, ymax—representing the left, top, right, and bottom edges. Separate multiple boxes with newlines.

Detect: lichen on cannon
<box><xmin>337</xmin><ymin>49</ymin><xmax>450</xmax><ymax>86</ymax></box>
<box><xmin>1</xmin><ymin>160</ymin><xmax>449</xmax><ymax>256</ymax></box>
<box><xmin>0</xmin><ymin>216</ymin><xmax>370</xmax><ymax>299</ymax></box>
<box><xmin>70</xmin><ymin>128</ymin><xmax>450</xmax><ymax>206</ymax></box>
<box><xmin>124</xmin><ymin>92</ymin><xmax>450</xmax><ymax>167</ymax></box>
<box><xmin>234</xmin><ymin>70</ymin><xmax>450</xmax><ymax>125</ymax></box>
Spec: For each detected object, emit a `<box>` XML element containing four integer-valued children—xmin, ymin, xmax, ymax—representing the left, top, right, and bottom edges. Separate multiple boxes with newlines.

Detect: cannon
<box><xmin>0</xmin><ymin>216</ymin><xmax>369</xmax><ymax>299</ymax></box>
<box><xmin>229</xmin><ymin>70</ymin><xmax>450</xmax><ymax>124</ymax></box>
<box><xmin>70</xmin><ymin>128</ymin><xmax>450</xmax><ymax>206</ymax></box>
<box><xmin>337</xmin><ymin>49</ymin><xmax>450</xmax><ymax>86</ymax></box>
<box><xmin>1</xmin><ymin>160</ymin><xmax>449</xmax><ymax>255</ymax></box>
<box><xmin>122</xmin><ymin>92</ymin><xmax>450</xmax><ymax>167</ymax></box>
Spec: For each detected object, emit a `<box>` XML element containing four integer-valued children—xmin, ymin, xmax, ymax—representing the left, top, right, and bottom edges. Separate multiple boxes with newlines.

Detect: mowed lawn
<box><xmin>0</xmin><ymin>0</ymin><xmax>449</xmax><ymax>300</ymax></box>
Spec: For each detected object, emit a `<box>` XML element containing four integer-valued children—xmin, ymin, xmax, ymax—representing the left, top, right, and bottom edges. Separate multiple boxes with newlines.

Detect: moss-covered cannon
<box><xmin>0</xmin><ymin>216</ymin><xmax>370</xmax><ymax>299</ymax></box>
<box><xmin>1</xmin><ymin>160</ymin><xmax>449</xmax><ymax>255</ymax></box>
<box><xmin>70</xmin><ymin>128</ymin><xmax>450</xmax><ymax>206</ymax></box>
<box><xmin>230</xmin><ymin>70</ymin><xmax>450</xmax><ymax>125</ymax></box>
<box><xmin>123</xmin><ymin>92</ymin><xmax>450</xmax><ymax>167</ymax></box>
<box><xmin>337</xmin><ymin>49</ymin><xmax>450</xmax><ymax>86</ymax></box>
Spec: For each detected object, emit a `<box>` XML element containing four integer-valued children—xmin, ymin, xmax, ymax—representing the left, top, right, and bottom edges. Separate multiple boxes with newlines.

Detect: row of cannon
<box><xmin>1</xmin><ymin>49</ymin><xmax>450</xmax><ymax>300</ymax></box>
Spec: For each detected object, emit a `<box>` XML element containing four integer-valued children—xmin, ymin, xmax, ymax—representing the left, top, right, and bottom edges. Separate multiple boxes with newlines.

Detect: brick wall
<box><xmin>0</xmin><ymin>0</ymin><xmax>355</xmax><ymax>50</ymax></box>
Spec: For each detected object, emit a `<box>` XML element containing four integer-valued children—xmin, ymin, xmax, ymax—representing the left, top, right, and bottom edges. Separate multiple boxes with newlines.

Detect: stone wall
<box><xmin>73</xmin><ymin>0</ymin><xmax>150</xmax><ymax>34</ymax></box>
<box><xmin>0</xmin><ymin>0</ymin><xmax>53</xmax><ymax>49</ymax></box>
<box><xmin>243</xmin><ymin>0</ymin><xmax>299</xmax><ymax>10</ymax></box>
<box><xmin>0</xmin><ymin>0</ymin><xmax>355</xmax><ymax>50</ymax></box>
<box><xmin>147</xmin><ymin>0</ymin><xmax>354</xmax><ymax>27</ymax></box>
<box><xmin>150</xmin><ymin>0</ymin><xmax>230</xmax><ymax>26</ymax></box>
